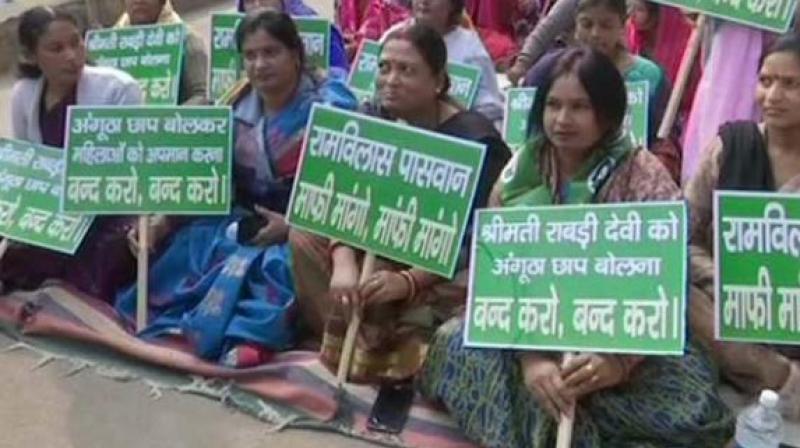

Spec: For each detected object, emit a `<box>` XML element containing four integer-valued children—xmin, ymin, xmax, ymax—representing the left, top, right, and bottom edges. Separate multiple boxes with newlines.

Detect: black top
<box><xmin>718</xmin><ymin>121</ymin><xmax>775</xmax><ymax>191</ymax></box>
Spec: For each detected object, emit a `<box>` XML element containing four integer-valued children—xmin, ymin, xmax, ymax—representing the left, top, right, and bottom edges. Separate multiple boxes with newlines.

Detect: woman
<box><xmin>383</xmin><ymin>0</ymin><xmax>505</xmax><ymax>126</ymax></box>
<box><xmin>115</xmin><ymin>0</ymin><xmax>208</xmax><ymax>104</ymax></box>
<box><xmin>627</xmin><ymin>0</ymin><xmax>698</xmax><ymax>130</ymax></box>
<box><xmin>524</xmin><ymin>0</ymin><xmax>668</xmax><ymax>147</ymax></box>
<box><xmin>2</xmin><ymin>7</ymin><xmax>142</xmax><ymax>302</ymax></box>
<box><xmin>626</xmin><ymin>1</ymin><xmax>692</xmax><ymax>85</ymax></box>
<box><xmin>465</xmin><ymin>0</ymin><xmax>538</xmax><ymax>68</ymax></box>
<box><xmin>289</xmin><ymin>23</ymin><xmax>511</xmax><ymax>383</ymax></box>
<box><xmin>115</xmin><ymin>10</ymin><xmax>358</xmax><ymax>367</ymax></box>
<box><xmin>686</xmin><ymin>34</ymin><xmax>800</xmax><ymax>421</ymax></box>
<box><xmin>419</xmin><ymin>47</ymin><xmax>734</xmax><ymax>447</ymax></box>
<box><xmin>339</xmin><ymin>0</ymin><xmax>412</xmax><ymax>60</ymax></box>
<box><xmin>238</xmin><ymin>0</ymin><xmax>350</xmax><ymax>76</ymax></box>
<box><xmin>680</xmin><ymin>20</ymin><xmax>767</xmax><ymax>183</ymax></box>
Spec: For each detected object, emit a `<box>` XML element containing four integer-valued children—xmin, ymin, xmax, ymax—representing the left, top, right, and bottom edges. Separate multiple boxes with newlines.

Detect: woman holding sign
<box><xmin>686</xmin><ymin>35</ymin><xmax>800</xmax><ymax>421</ymax></box>
<box><xmin>115</xmin><ymin>10</ymin><xmax>357</xmax><ymax>368</ymax></box>
<box><xmin>418</xmin><ymin>47</ymin><xmax>734</xmax><ymax>447</ymax></box>
<box><xmin>290</xmin><ymin>23</ymin><xmax>510</xmax><ymax>384</ymax></box>
<box><xmin>237</xmin><ymin>0</ymin><xmax>351</xmax><ymax>76</ymax></box>
<box><xmin>2</xmin><ymin>7</ymin><xmax>142</xmax><ymax>302</ymax></box>
<box><xmin>114</xmin><ymin>0</ymin><xmax>208</xmax><ymax>104</ymax></box>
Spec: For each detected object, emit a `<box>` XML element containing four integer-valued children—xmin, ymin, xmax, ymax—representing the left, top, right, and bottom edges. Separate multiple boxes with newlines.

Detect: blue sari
<box><xmin>115</xmin><ymin>74</ymin><xmax>357</xmax><ymax>362</ymax></box>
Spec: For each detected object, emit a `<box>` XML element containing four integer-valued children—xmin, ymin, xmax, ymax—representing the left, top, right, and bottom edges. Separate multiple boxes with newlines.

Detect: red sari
<box><xmin>466</xmin><ymin>0</ymin><xmax>538</xmax><ymax>67</ymax></box>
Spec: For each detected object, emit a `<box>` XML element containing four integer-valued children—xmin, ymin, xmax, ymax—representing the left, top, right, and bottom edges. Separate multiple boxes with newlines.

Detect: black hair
<box><xmin>237</xmin><ymin>0</ymin><xmax>284</xmax><ymax>13</ymax></box>
<box><xmin>446</xmin><ymin>0</ymin><xmax>466</xmax><ymax>26</ymax></box>
<box><xmin>577</xmin><ymin>0</ymin><xmax>627</xmax><ymax>21</ymax></box>
<box><xmin>17</xmin><ymin>6</ymin><xmax>80</xmax><ymax>78</ymax></box>
<box><xmin>383</xmin><ymin>23</ymin><xmax>451</xmax><ymax>100</ymax></box>
<box><xmin>235</xmin><ymin>9</ymin><xmax>305</xmax><ymax>69</ymax></box>
<box><xmin>760</xmin><ymin>34</ymin><xmax>800</xmax><ymax>68</ymax></box>
<box><xmin>529</xmin><ymin>47</ymin><xmax>627</xmax><ymax>142</ymax></box>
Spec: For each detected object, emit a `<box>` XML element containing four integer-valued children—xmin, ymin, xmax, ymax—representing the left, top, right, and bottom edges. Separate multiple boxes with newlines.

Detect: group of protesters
<box><xmin>3</xmin><ymin>0</ymin><xmax>800</xmax><ymax>446</ymax></box>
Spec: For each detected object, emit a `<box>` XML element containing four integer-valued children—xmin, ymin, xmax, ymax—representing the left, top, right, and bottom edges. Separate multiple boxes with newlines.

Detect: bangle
<box><xmin>398</xmin><ymin>270</ymin><xmax>418</xmax><ymax>304</ymax></box>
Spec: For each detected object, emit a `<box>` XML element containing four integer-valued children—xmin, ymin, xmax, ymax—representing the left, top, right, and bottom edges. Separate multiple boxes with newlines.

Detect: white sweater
<box><xmin>10</xmin><ymin>65</ymin><xmax>143</xmax><ymax>143</ymax></box>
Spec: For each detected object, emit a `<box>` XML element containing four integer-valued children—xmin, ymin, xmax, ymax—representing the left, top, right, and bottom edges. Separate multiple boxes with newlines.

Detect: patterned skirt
<box><xmin>418</xmin><ymin>319</ymin><xmax>735</xmax><ymax>448</ymax></box>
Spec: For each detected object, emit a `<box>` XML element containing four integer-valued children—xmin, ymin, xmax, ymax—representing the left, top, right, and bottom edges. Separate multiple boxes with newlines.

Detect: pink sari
<box><xmin>338</xmin><ymin>0</ymin><xmax>369</xmax><ymax>37</ymax></box>
<box><xmin>681</xmin><ymin>22</ymin><xmax>764</xmax><ymax>183</ymax></box>
<box><xmin>466</xmin><ymin>0</ymin><xmax>537</xmax><ymax>65</ymax></box>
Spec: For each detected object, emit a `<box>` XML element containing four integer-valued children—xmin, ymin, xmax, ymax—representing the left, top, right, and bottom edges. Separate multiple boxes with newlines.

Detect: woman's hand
<box><xmin>249</xmin><ymin>205</ymin><xmax>289</xmax><ymax>246</ymax></box>
<box><xmin>560</xmin><ymin>353</ymin><xmax>626</xmax><ymax>399</ymax></box>
<box><xmin>329</xmin><ymin>245</ymin><xmax>361</xmax><ymax>317</ymax></box>
<box><xmin>519</xmin><ymin>353</ymin><xmax>574</xmax><ymax>420</ymax></box>
<box><xmin>127</xmin><ymin>215</ymin><xmax>172</xmax><ymax>256</ymax></box>
<box><xmin>506</xmin><ymin>60</ymin><xmax>530</xmax><ymax>87</ymax></box>
<box><xmin>358</xmin><ymin>271</ymin><xmax>410</xmax><ymax>307</ymax></box>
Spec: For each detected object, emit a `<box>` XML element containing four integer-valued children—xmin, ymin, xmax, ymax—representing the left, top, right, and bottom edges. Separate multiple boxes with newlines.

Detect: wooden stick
<box><xmin>0</xmin><ymin>238</ymin><xmax>9</xmax><ymax>261</ymax></box>
<box><xmin>556</xmin><ymin>353</ymin><xmax>576</xmax><ymax>448</ymax></box>
<box><xmin>336</xmin><ymin>252</ymin><xmax>376</xmax><ymax>387</ymax></box>
<box><xmin>657</xmin><ymin>15</ymin><xmax>707</xmax><ymax>140</ymax></box>
<box><xmin>136</xmin><ymin>215</ymin><xmax>149</xmax><ymax>332</ymax></box>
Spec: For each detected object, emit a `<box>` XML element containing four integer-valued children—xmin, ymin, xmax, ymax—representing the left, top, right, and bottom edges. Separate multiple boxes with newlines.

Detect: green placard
<box><xmin>502</xmin><ymin>88</ymin><xmax>537</xmax><ymax>150</ymax></box>
<box><xmin>287</xmin><ymin>104</ymin><xmax>486</xmax><ymax>278</ymax></box>
<box><xmin>0</xmin><ymin>139</ymin><xmax>93</xmax><ymax>254</ymax></box>
<box><xmin>465</xmin><ymin>202</ymin><xmax>688</xmax><ymax>355</ymax></box>
<box><xmin>501</xmin><ymin>82</ymin><xmax>648</xmax><ymax>150</ymax></box>
<box><xmin>209</xmin><ymin>13</ymin><xmax>332</xmax><ymax>102</ymax></box>
<box><xmin>87</xmin><ymin>24</ymin><xmax>185</xmax><ymax>105</ymax></box>
<box><xmin>209</xmin><ymin>13</ymin><xmax>243</xmax><ymax>103</ymax></box>
<box><xmin>62</xmin><ymin>106</ymin><xmax>233</xmax><ymax>215</ymax></box>
<box><xmin>650</xmin><ymin>0</ymin><xmax>795</xmax><ymax>33</ymax></box>
<box><xmin>348</xmin><ymin>39</ymin><xmax>381</xmax><ymax>102</ymax></box>
<box><xmin>624</xmin><ymin>81</ymin><xmax>649</xmax><ymax>149</ymax></box>
<box><xmin>447</xmin><ymin>62</ymin><xmax>481</xmax><ymax>109</ymax></box>
<box><xmin>297</xmin><ymin>17</ymin><xmax>331</xmax><ymax>71</ymax></box>
<box><xmin>714</xmin><ymin>191</ymin><xmax>800</xmax><ymax>345</ymax></box>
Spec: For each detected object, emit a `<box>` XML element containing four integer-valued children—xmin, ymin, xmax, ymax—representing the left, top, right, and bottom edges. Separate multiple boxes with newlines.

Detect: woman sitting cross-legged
<box><xmin>417</xmin><ymin>47</ymin><xmax>735</xmax><ymax>448</ymax></box>
<box><xmin>1</xmin><ymin>7</ymin><xmax>142</xmax><ymax>302</ymax></box>
<box><xmin>289</xmin><ymin>23</ymin><xmax>510</xmax><ymax>384</ymax></box>
<box><xmin>115</xmin><ymin>10</ymin><xmax>357</xmax><ymax>368</ymax></box>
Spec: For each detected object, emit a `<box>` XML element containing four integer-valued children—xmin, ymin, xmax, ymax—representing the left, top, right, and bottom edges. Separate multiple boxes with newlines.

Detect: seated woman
<box><xmin>383</xmin><ymin>0</ymin><xmax>505</xmax><ymax>126</ymax></box>
<box><xmin>238</xmin><ymin>0</ymin><xmax>350</xmax><ymax>76</ymax></box>
<box><xmin>115</xmin><ymin>10</ymin><xmax>357</xmax><ymax>367</ymax></box>
<box><xmin>686</xmin><ymin>34</ymin><xmax>800</xmax><ymax>421</ymax></box>
<box><xmin>523</xmin><ymin>0</ymin><xmax>668</xmax><ymax>147</ymax></box>
<box><xmin>418</xmin><ymin>47</ymin><xmax>734</xmax><ymax>447</ymax></box>
<box><xmin>115</xmin><ymin>0</ymin><xmax>208</xmax><ymax>104</ymax></box>
<box><xmin>289</xmin><ymin>23</ymin><xmax>511</xmax><ymax>383</ymax></box>
<box><xmin>1</xmin><ymin>7</ymin><xmax>142</xmax><ymax>302</ymax></box>
<box><xmin>339</xmin><ymin>0</ymin><xmax>411</xmax><ymax>60</ymax></box>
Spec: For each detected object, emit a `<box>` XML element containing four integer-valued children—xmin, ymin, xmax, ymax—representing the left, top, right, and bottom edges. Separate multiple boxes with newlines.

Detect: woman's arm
<box><xmin>10</xmin><ymin>81</ymin><xmax>29</xmax><ymax>140</ymax></box>
<box><xmin>180</xmin><ymin>31</ymin><xmax>210</xmax><ymax>105</ymax></box>
<box><xmin>508</xmin><ymin>0</ymin><xmax>579</xmax><ymax>84</ymax></box>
